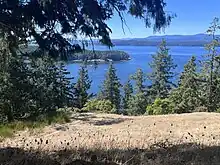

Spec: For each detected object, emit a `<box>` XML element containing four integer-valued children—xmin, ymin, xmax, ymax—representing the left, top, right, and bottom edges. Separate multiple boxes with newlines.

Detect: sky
<box><xmin>108</xmin><ymin>0</ymin><xmax>220</xmax><ymax>39</ymax></box>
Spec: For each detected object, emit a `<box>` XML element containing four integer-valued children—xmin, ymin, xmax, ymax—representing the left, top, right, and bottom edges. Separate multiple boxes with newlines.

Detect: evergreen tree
<box><xmin>131</xmin><ymin>68</ymin><xmax>145</xmax><ymax>93</ymax></box>
<box><xmin>127</xmin><ymin>92</ymin><xmax>147</xmax><ymax>115</ymax></box>
<box><xmin>74</xmin><ymin>63</ymin><xmax>92</xmax><ymax>109</ymax></box>
<box><xmin>127</xmin><ymin>68</ymin><xmax>148</xmax><ymax>115</ymax></box>
<box><xmin>200</xmin><ymin>17</ymin><xmax>220</xmax><ymax>111</ymax></box>
<box><xmin>123</xmin><ymin>79</ymin><xmax>133</xmax><ymax>109</ymax></box>
<box><xmin>171</xmin><ymin>56</ymin><xmax>201</xmax><ymax>113</ymax></box>
<box><xmin>0</xmin><ymin>56</ymin><xmax>33</xmax><ymax>122</ymax></box>
<box><xmin>148</xmin><ymin>40</ymin><xmax>177</xmax><ymax>100</ymax></box>
<box><xmin>99</xmin><ymin>62</ymin><xmax>121</xmax><ymax>110</ymax></box>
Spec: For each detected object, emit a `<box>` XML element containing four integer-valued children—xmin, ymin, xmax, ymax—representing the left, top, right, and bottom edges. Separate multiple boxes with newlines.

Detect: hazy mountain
<box><xmin>107</xmin><ymin>34</ymin><xmax>220</xmax><ymax>46</ymax></box>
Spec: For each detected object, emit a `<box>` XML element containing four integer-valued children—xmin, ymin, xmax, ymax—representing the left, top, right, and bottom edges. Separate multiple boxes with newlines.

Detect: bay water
<box><xmin>66</xmin><ymin>46</ymin><xmax>206</xmax><ymax>93</ymax></box>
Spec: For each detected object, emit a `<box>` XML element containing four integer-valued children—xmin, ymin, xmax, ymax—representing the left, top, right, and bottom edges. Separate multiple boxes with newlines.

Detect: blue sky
<box><xmin>108</xmin><ymin>0</ymin><xmax>220</xmax><ymax>39</ymax></box>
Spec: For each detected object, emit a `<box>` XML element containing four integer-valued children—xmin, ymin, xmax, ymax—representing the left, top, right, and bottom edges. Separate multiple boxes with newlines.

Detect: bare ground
<box><xmin>1</xmin><ymin>112</ymin><xmax>220</xmax><ymax>164</ymax></box>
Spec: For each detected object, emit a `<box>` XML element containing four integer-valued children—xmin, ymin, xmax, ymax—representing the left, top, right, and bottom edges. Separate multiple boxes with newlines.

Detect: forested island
<box><xmin>22</xmin><ymin>45</ymin><xmax>130</xmax><ymax>63</ymax></box>
<box><xmin>69</xmin><ymin>50</ymin><xmax>130</xmax><ymax>63</ymax></box>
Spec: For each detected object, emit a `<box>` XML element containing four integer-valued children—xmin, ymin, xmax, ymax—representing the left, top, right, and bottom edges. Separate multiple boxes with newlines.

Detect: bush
<box><xmin>146</xmin><ymin>98</ymin><xmax>174</xmax><ymax>115</ymax></box>
<box><xmin>82</xmin><ymin>99</ymin><xmax>115</xmax><ymax>113</ymax></box>
<box><xmin>194</xmin><ymin>106</ymin><xmax>208</xmax><ymax>112</ymax></box>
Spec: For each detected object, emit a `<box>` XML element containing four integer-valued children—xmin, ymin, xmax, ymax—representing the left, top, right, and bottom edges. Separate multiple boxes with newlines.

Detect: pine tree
<box><xmin>131</xmin><ymin>68</ymin><xmax>145</xmax><ymax>94</ymax></box>
<box><xmin>171</xmin><ymin>56</ymin><xmax>201</xmax><ymax>113</ymax></box>
<box><xmin>99</xmin><ymin>62</ymin><xmax>121</xmax><ymax>111</ymax></box>
<box><xmin>74</xmin><ymin>63</ymin><xmax>92</xmax><ymax>109</ymax></box>
<box><xmin>148</xmin><ymin>40</ymin><xmax>177</xmax><ymax>100</ymax></box>
<box><xmin>123</xmin><ymin>79</ymin><xmax>133</xmax><ymax>109</ymax></box>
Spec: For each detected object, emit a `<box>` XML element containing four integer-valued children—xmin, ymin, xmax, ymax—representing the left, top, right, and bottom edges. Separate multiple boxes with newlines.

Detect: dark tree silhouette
<box><xmin>0</xmin><ymin>0</ymin><xmax>174</xmax><ymax>58</ymax></box>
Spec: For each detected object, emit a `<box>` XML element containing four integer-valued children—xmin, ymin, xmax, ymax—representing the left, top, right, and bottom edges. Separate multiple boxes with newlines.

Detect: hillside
<box><xmin>1</xmin><ymin>112</ymin><xmax>220</xmax><ymax>164</ymax></box>
<box><xmin>93</xmin><ymin>33</ymin><xmax>219</xmax><ymax>46</ymax></box>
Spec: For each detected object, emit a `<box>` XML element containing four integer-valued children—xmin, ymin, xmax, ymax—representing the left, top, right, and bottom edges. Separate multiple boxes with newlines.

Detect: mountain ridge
<box><xmin>107</xmin><ymin>33</ymin><xmax>220</xmax><ymax>46</ymax></box>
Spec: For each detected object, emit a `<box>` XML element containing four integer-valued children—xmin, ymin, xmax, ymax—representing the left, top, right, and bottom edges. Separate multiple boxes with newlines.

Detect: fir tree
<box><xmin>200</xmin><ymin>17</ymin><xmax>220</xmax><ymax>111</ymax></box>
<box><xmin>131</xmin><ymin>68</ymin><xmax>145</xmax><ymax>94</ymax></box>
<box><xmin>171</xmin><ymin>56</ymin><xmax>200</xmax><ymax>113</ymax></box>
<box><xmin>123</xmin><ymin>79</ymin><xmax>133</xmax><ymax>109</ymax></box>
<box><xmin>148</xmin><ymin>40</ymin><xmax>177</xmax><ymax>100</ymax></box>
<box><xmin>127</xmin><ymin>68</ymin><xmax>148</xmax><ymax>115</ymax></box>
<box><xmin>99</xmin><ymin>62</ymin><xmax>121</xmax><ymax>110</ymax></box>
<box><xmin>74</xmin><ymin>63</ymin><xmax>92</xmax><ymax>109</ymax></box>
<box><xmin>127</xmin><ymin>92</ymin><xmax>147</xmax><ymax>115</ymax></box>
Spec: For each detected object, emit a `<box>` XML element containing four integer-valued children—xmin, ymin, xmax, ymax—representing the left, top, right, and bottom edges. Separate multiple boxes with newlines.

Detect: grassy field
<box><xmin>1</xmin><ymin>112</ymin><xmax>220</xmax><ymax>164</ymax></box>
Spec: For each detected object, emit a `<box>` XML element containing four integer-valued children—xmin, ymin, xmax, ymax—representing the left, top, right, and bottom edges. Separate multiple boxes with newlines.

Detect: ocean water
<box><xmin>66</xmin><ymin>46</ymin><xmax>206</xmax><ymax>93</ymax></box>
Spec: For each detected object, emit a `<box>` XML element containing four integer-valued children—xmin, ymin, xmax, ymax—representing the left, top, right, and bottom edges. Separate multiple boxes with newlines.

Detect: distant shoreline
<box><xmin>70</xmin><ymin>58</ymin><xmax>131</xmax><ymax>64</ymax></box>
<box><xmin>68</xmin><ymin>50</ymin><xmax>130</xmax><ymax>63</ymax></box>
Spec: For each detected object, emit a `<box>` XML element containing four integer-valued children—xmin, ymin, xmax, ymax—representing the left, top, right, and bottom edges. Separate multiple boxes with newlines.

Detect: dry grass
<box><xmin>1</xmin><ymin>112</ymin><xmax>220</xmax><ymax>164</ymax></box>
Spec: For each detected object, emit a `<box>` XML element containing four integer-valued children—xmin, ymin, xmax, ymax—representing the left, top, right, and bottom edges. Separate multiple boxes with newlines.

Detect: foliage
<box><xmin>74</xmin><ymin>63</ymin><xmax>92</xmax><ymax>109</ymax></box>
<box><xmin>148</xmin><ymin>40</ymin><xmax>177</xmax><ymax>100</ymax></box>
<box><xmin>99</xmin><ymin>62</ymin><xmax>121</xmax><ymax>111</ymax></box>
<box><xmin>131</xmin><ymin>68</ymin><xmax>145</xmax><ymax>94</ymax></box>
<box><xmin>146</xmin><ymin>98</ymin><xmax>174</xmax><ymax>115</ymax></box>
<box><xmin>200</xmin><ymin>17</ymin><xmax>220</xmax><ymax>112</ymax></box>
<box><xmin>194</xmin><ymin>106</ymin><xmax>208</xmax><ymax>112</ymax></box>
<box><xmin>83</xmin><ymin>99</ymin><xmax>115</xmax><ymax>113</ymax></box>
<box><xmin>123</xmin><ymin>79</ymin><xmax>133</xmax><ymax>110</ymax></box>
<box><xmin>170</xmin><ymin>56</ymin><xmax>201</xmax><ymax>113</ymax></box>
<box><xmin>0</xmin><ymin>111</ymin><xmax>70</xmax><ymax>138</ymax></box>
<box><xmin>0</xmin><ymin>55</ymin><xmax>74</xmax><ymax>122</ymax></box>
<box><xmin>0</xmin><ymin>0</ymin><xmax>173</xmax><ymax>59</ymax></box>
<box><xmin>127</xmin><ymin>93</ymin><xmax>147</xmax><ymax>115</ymax></box>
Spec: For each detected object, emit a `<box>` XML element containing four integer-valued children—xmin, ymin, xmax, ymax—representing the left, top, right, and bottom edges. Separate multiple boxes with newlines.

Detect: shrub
<box><xmin>194</xmin><ymin>106</ymin><xmax>208</xmax><ymax>112</ymax></box>
<box><xmin>146</xmin><ymin>98</ymin><xmax>174</xmax><ymax>115</ymax></box>
<box><xmin>82</xmin><ymin>99</ymin><xmax>115</xmax><ymax>113</ymax></box>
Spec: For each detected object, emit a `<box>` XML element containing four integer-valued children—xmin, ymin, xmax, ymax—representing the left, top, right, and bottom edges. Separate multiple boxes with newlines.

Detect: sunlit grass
<box><xmin>0</xmin><ymin>111</ymin><xmax>70</xmax><ymax>139</ymax></box>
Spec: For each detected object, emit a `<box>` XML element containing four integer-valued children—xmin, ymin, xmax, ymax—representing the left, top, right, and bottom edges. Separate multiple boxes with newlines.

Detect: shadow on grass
<box><xmin>70</xmin><ymin>113</ymin><xmax>130</xmax><ymax>126</ymax></box>
<box><xmin>1</xmin><ymin>142</ymin><xmax>220</xmax><ymax>165</ymax></box>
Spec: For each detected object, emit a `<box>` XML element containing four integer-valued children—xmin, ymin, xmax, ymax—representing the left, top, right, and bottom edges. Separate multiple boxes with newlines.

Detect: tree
<box><xmin>131</xmin><ymin>68</ymin><xmax>145</xmax><ymax>94</ymax></box>
<box><xmin>148</xmin><ymin>40</ymin><xmax>177</xmax><ymax>100</ymax></box>
<box><xmin>200</xmin><ymin>17</ymin><xmax>220</xmax><ymax>112</ymax></box>
<box><xmin>127</xmin><ymin>68</ymin><xmax>149</xmax><ymax>115</ymax></box>
<box><xmin>170</xmin><ymin>56</ymin><xmax>201</xmax><ymax>113</ymax></box>
<box><xmin>127</xmin><ymin>93</ymin><xmax>147</xmax><ymax>115</ymax></box>
<box><xmin>0</xmin><ymin>0</ymin><xmax>174</xmax><ymax>59</ymax></box>
<box><xmin>99</xmin><ymin>62</ymin><xmax>121</xmax><ymax>110</ymax></box>
<box><xmin>123</xmin><ymin>79</ymin><xmax>133</xmax><ymax>109</ymax></box>
<box><xmin>74</xmin><ymin>63</ymin><xmax>92</xmax><ymax>109</ymax></box>
<box><xmin>0</xmin><ymin>56</ymin><xmax>33</xmax><ymax>122</ymax></box>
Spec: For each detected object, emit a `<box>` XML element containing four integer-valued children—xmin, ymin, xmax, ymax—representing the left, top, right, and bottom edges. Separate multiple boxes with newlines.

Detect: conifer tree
<box><xmin>123</xmin><ymin>79</ymin><xmax>133</xmax><ymax>109</ymax></box>
<box><xmin>171</xmin><ymin>56</ymin><xmax>200</xmax><ymax>113</ymax></box>
<box><xmin>200</xmin><ymin>17</ymin><xmax>220</xmax><ymax>111</ymax></box>
<box><xmin>148</xmin><ymin>40</ymin><xmax>177</xmax><ymax>100</ymax></box>
<box><xmin>127</xmin><ymin>68</ymin><xmax>148</xmax><ymax>115</ymax></box>
<box><xmin>99</xmin><ymin>62</ymin><xmax>121</xmax><ymax>110</ymax></box>
<box><xmin>131</xmin><ymin>68</ymin><xmax>145</xmax><ymax>94</ymax></box>
<box><xmin>74</xmin><ymin>63</ymin><xmax>92</xmax><ymax>109</ymax></box>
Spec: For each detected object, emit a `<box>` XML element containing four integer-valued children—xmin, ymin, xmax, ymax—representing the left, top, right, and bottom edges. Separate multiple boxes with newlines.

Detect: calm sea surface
<box><xmin>66</xmin><ymin>46</ymin><xmax>206</xmax><ymax>93</ymax></box>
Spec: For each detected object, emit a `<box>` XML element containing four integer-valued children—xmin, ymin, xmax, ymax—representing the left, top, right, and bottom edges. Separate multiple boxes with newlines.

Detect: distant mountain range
<box><xmin>95</xmin><ymin>34</ymin><xmax>220</xmax><ymax>46</ymax></box>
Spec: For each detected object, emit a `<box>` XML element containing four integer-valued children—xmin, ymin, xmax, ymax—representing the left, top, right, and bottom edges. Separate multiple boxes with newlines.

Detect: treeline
<box><xmin>77</xmin><ymin>18</ymin><xmax>220</xmax><ymax>115</ymax></box>
<box><xmin>1</xmin><ymin>19</ymin><xmax>220</xmax><ymax>124</ymax></box>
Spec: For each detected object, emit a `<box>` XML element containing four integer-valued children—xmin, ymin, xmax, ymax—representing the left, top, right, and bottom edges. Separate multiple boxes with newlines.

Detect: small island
<box><xmin>21</xmin><ymin>45</ymin><xmax>131</xmax><ymax>63</ymax></box>
<box><xmin>68</xmin><ymin>50</ymin><xmax>130</xmax><ymax>63</ymax></box>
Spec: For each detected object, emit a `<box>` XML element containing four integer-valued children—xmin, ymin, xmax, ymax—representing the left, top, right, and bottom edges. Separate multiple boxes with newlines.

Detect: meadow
<box><xmin>1</xmin><ymin>112</ymin><xmax>220</xmax><ymax>165</ymax></box>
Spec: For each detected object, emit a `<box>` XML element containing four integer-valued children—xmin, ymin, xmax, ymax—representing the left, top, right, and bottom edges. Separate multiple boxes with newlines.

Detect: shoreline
<box><xmin>69</xmin><ymin>58</ymin><xmax>131</xmax><ymax>64</ymax></box>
